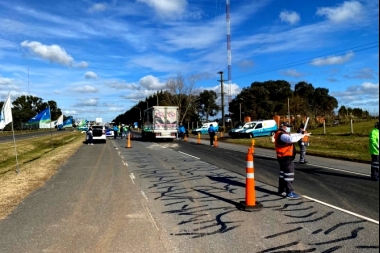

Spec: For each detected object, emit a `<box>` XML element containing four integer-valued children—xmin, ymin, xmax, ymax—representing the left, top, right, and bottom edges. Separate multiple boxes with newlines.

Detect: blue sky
<box><xmin>0</xmin><ymin>0</ymin><xmax>378</xmax><ymax>123</ymax></box>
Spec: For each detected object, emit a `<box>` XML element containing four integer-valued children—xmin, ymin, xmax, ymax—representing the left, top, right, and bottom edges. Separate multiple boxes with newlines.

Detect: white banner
<box><xmin>0</xmin><ymin>94</ymin><xmax>12</xmax><ymax>130</ymax></box>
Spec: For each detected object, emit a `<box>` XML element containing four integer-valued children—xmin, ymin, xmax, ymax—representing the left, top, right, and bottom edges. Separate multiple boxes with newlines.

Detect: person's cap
<box><xmin>280</xmin><ymin>122</ymin><xmax>292</xmax><ymax>127</ymax></box>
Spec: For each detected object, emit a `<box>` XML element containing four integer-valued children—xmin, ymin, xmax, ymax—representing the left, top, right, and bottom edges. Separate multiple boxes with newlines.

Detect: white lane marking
<box><xmin>303</xmin><ymin>195</ymin><xmax>379</xmax><ymax>225</ymax></box>
<box><xmin>129</xmin><ymin>173</ymin><xmax>135</xmax><ymax>184</ymax></box>
<box><xmin>257</xmin><ymin>154</ymin><xmax>369</xmax><ymax>177</ymax></box>
<box><xmin>178</xmin><ymin>151</ymin><xmax>200</xmax><ymax>160</ymax></box>
<box><xmin>145</xmin><ymin>206</ymin><xmax>159</xmax><ymax>231</ymax></box>
<box><xmin>141</xmin><ymin>191</ymin><xmax>148</xmax><ymax>200</ymax></box>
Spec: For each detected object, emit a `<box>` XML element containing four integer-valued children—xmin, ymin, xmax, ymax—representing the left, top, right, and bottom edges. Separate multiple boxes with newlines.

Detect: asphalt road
<box><xmin>0</xmin><ymin>135</ymin><xmax>378</xmax><ymax>252</ymax></box>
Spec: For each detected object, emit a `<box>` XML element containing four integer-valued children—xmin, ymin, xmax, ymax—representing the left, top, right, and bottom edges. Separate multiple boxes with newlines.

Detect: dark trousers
<box><xmin>87</xmin><ymin>135</ymin><xmax>93</xmax><ymax>144</ymax></box>
<box><xmin>298</xmin><ymin>142</ymin><xmax>307</xmax><ymax>162</ymax></box>
<box><xmin>371</xmin><ymin>155</ymin><xmax>379</xmax><ymax>180</ymax></box>
<box><xmin>209</xmin><ymin>132</ymin><xmax>215</xmax><ymax>145</ymax></box>
<box><xmin>278</xmin><ymin>157</ymin><xmax>295</xmax><ymax>194</ymax></box>
<box><xmin>113</xmin><ymin>131</ymin><xmax>118</xmax><ymax>139</ymax></box>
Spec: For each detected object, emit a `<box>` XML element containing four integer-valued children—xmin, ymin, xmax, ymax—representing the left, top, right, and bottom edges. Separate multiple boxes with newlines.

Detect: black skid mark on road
<box><xmin>281</xmin><ymin>206</ymin><xmax>315</xmax><ymax>212</ymax></box>
<box><xmin>274</xmin><ymin>201</ymin><xmax>309</xmax><ymax>211</ymax></box>
<box><xmin>172</xmin><ymin>209</ymin><xmax>241</xmax><ymax>239</ymax></box>
<box><xmin>323</xmin><ymin>220</ymin><xmax>367</xmax><ymax>235</ymax></box>
<box><xmin>287</xmin><ymin>211</ymin><xmax>334</xmax><ymax>224</ymax></box>
<box><xmin>311</xmin><ymin>229</ymin><xmax>323</xmax><ymax>234</ymax></box>
<box><xmin>284</xmin><ymin>211</ymin><xmax>318</xmax><ymax>219</ymax></box>
<box><xmin>264</xmin><ymin>227</ymin><xmax>303</xmax><ymax>239</ymax></box>
<box><xmin>310</xmin><ymin>227</ymin><xmax>365</xmax><ymax>246</ymax></box>
<box><xmin>321</xmin><ymin>246</ymin><xmax>342</xmax><ymax>253</ymax></box>
<box><xmin>257</xmin><ymin>241</ymin><xmax>316</xmax><ymax>253</ymax></box>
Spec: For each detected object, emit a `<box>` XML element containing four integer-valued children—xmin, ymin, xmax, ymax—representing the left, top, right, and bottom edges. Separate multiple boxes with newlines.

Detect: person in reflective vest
<box><xmin>369</xmin><ymin>122</ymin><xmax>379</xmax><ymax>181</ymax></box>
<box><xmin>275</xmin><ymin>122</ymin><xmax>310</xmax><ymax>199</ymax></box>
<box><xmin>297</xmin><ymin>123</ymin><xmax>310</xmax><ymax>164</ymax></box>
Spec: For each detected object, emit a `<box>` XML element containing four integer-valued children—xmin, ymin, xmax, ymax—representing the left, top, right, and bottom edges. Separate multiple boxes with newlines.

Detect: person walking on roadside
<box><xmin>369</xmin><ymin>122</ymin><xmax>379</xmax><ymax>181</ymax></box>
<box><xmin>297</xmin><ymin>123</ymin><xmax>310</xmax><ymax>164</ymax></box>
<box><xmin>113</xmin><ymin>125</ymin><xmax>118</xmax><ymax>139</ymax></box>
<box><xmin>120</xmin><ymin>124</ymin><xmax>125</xmax><ymax>139</ymax></box>
<box><xmin>274</xmin><ymin>122</ymin><xmax>310</xmax><ymax>199</ymax></box>
<box><xmin>208</xmin><ymin>124</ymin><xmax>216</xmax><ymax>146</ymax></box>
<box><xmin>86</xmin><ymin>125</ymin><xmax>94</xmax><ymax>145</ymax></box>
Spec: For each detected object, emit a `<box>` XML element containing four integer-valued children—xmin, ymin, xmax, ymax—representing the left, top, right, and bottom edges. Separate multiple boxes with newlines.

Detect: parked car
<box><xmin>191</xmin><ymin>122</ymin><xmax>219</xmax><ymax>135</ymax></box>
<box><xmin>228</xmin><ymin>121</ymin><xmax>257</xmax><ymax>138</ymax></box>
<box><xmin>240</xmin><ymin>120</ymin><xmax>278</xmax><ymax>138</ymax></box>
<box><xmin>86</xmin><ymin>125</ymin><xmax>106</xmax><ymax>143</ymax></box>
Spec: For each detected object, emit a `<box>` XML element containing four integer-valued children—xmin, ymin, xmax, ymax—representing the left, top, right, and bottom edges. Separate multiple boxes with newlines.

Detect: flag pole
<box><xmin>11</xmin><ymin>119</ymin><xmax>20</xmax><ymax>173</ymax></box>
<box><xmin>49</xmin><ymin>107</ymin><xmax>53</xmax><ymax>154</ymax></box>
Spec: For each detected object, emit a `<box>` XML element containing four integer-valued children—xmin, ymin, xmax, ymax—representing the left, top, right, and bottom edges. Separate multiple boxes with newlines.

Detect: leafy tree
<box><xmin>312</xmin><ymin>88</ymin><xmax>338</xmax><ymax>116</ymax></box>
<box><xmin>294</xmin><ymin>81</ymin><xmax>315</xmax><ymax>111</ymax></box>
<box><xmin>196</xmin><ymin>90</ymin><xmax>219</xmax><ymax>122</ymax></box>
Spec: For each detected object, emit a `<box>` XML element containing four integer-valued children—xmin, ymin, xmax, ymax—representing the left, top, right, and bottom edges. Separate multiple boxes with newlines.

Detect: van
<box><xmin>240</xmin><ymin>120</ymin><xmax>278</xmax><ymax>138</ymax></box>
<box><xmin>228</xmin><ymin>121</ymin><xmax>257</xmax><ymax>138</ymax></box>
<box><xmin>192</xmin><ymin>122</ymin><xmax>219</xmax><ymax>135</ymax></box>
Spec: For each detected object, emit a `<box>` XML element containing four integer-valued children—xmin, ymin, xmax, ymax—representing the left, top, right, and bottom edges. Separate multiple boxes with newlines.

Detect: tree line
<box><xmin>113</xmin><ymin>76</ymin><xmax>373</xmax><ymax>128</ymax></box>
<box><xmin>0</xmin><ymin>95</ymin><xmax>67</xmax><ymax>130</ymax></box>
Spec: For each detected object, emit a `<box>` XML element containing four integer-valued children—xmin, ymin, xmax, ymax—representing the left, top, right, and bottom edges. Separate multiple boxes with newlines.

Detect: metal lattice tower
<box><xmin>226</xmin><ymin>0</ymin><xmax>232</xmax><ymax>103</ymax></box>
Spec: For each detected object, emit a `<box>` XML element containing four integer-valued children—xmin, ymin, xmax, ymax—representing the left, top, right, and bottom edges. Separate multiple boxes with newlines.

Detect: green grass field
<box><xmin>222</xmin><ymin>119</ymin><xmax>378</xmax><ymax>163</ymax></box>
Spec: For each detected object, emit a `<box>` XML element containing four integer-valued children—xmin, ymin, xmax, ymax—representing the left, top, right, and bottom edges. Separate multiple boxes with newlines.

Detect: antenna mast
<box><xmin>226</xmin><ymin>0</ymin><xmax>232</xmax><ymax>104</ymax></box>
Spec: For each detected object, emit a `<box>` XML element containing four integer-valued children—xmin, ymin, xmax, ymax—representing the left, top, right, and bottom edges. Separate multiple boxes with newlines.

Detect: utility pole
<box><xmin>218</xmin><ymin>71</ymin><xmax>226</xmax><ymax>128</ymax></box>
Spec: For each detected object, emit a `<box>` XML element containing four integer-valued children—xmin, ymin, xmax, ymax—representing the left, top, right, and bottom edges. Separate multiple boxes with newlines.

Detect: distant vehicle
<box><xmin>192</xmin><ymin>122</ymin><xmax>219</xmax><ymax>135</ymax></box>
<box><xmin>142</xmin><ymin>106</ymin><xmax>179</xmax><ymax>141</ymax></box>
<box><xmin>105</xmin><ymin>126</ymin><xmax>114</xmax><ymax>138</ymax></box>
<box><xmin>86</xmin><ymin>125</ymin><xmax>106</xmax><ymax>143</ymax></box>
<box><xmin>240</xmin><ymin>120</ymin><xmax>278</xmax><ymax>138</ymax></box>
<box><xmin>229</xmin><ymin>121</ymin><xmax>256</xmax><ymax>138</ymax></box>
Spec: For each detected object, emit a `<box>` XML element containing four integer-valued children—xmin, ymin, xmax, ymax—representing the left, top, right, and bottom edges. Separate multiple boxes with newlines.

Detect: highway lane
<box><xmin>162</xmin><ymin>139</ymin><xmax>379</xmax><ymax>221</ymax></box>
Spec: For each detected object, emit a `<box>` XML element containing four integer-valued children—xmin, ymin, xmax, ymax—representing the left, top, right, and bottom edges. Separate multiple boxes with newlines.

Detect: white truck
<box><xmin>142</xmin><ymin>106</ymin><xmax>179</xmax><ymax>141</ymax></box>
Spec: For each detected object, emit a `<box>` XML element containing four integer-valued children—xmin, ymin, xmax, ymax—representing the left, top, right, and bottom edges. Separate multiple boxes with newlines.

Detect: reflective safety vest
<box><xmin>302</xmin><ymin>130</ymin><xmax>309</xmax><ymax>142</ymax></box>
<box><xmin>274</xmin><ymin>130</ymin><xmax>294</xmax><ymax>158</ymax></box>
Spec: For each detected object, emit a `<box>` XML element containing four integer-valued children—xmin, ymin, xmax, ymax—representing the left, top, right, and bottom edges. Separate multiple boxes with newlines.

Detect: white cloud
<box><xmin>21</xmin><ymin>41</ymin><xmax>74</xmax><ymax>66</ymax></box>
<box><xmin>316</xmin><ymin>1</ymin><xmax>363</xmax><ymax>23</ymax></box>
<box><xmin>74</xmin><ymin>98</ymin><xmax>99</xmax><ymax>107</ymax></box>
<box><xmin>73</xmin><ymin>85</ymin><xmax>99</xmax><ymax>93</ymax></box>
<box><xmin>75</xmin><ymin>61</ymin><xmax>89</xmax><ymax>69</ymax></box>
<box><xmin>89</xmin><ymin>3</ymin><xmax>107</xmax><ymax>12</ymax></box>
<box><xmin>281</xmin><ymin>69</ymin><xmax>304</xmax><ymax>78</ymax></box>
<box><xmin>105</xmin><ymin>80</ymin><xmax>139</xmax><ymax>90</ymax></box>
<box><xmin>0</xmin><ymin>76</ymin><xmax>13</xmax><ymax>86</ymax></box>
<box><xmin>279</xmin><ymin>10</ymin><xmax>300</xmax><ymax>25</ymax></box>
<box><xmin>311</xmin><ymin>52</ymin><xmax>354</xmax><ymax>66</ymax></box>
<box><xmin>139</xmin><ymin>75</ymin><xmax>165</xmax><ymax>90</ymax></box>
<box><xmin>137</xmin><ymin>0</ymin><xmax>188</xmax><ymax>17</ymax></box>
<box><xmin>85</xmin><ymin>71</ymin><xmax>98</xmax><ymax>79</ymax></box>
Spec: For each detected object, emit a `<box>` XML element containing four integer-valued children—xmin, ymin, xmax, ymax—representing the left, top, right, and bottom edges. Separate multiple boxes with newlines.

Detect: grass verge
<box><xmin>0</xmin><ymin>132</ymin><xmax>84</xmax><ymax>220</ymax></box>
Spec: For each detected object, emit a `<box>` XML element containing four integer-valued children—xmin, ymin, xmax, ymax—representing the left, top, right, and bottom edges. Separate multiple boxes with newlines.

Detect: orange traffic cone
<box><xmin>126</xmin><ymin>132</ymin><xmax>132</xmax><ymax>148</ymax></box>
<box><xmin>214</xmin><ymin>135</ymin><xmax>218</xmax><ymax>147</ymax></box>
<box><xmin>239</xmin><ymin>147</ymin><xmax>263</xmax><ymax>212</ymax></box>
<box><xmin>184</xmin><ymin>134</ymin><xmax>188</xmax><ymax>142</ymax></box>
<box><xmin>197</xmin><ymin>132</ymin><xmax>201</xmax><ymax>145</ymax></box>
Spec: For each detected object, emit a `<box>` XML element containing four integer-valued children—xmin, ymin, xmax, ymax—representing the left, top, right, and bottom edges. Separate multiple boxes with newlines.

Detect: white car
<box><xmin>86</xmin><ymin>125</ymin><xmax>106</xmax><ymax>143</ymax></box>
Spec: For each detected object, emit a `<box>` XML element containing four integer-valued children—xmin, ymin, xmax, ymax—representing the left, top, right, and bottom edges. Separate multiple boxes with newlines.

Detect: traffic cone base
<box><xmin>239</xmin><ymin>201</ymin><xmax>263</xmax><ymax>212</ymax></box>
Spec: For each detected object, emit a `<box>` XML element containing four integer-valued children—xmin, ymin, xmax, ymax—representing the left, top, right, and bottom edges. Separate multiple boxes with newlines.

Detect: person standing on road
<box><xmin>120</xmin><ymin>124</ymin><xmax>125</xmax><ymax>139</ymax></box>
<box><xmin>113</xmin><ymin>125</ymin><xmax>118</xmax><ymax>139</ymax></box>
<box><xmin>274</xmin><ymin>122</ymin><xmax>310</xmax><ymax>199</ymax></box>
<box><xmin>297</xmin><ymin>123</ymin><xmax>310</xmax><ymax>164</ymax></box>
<box><xmin>87</xmin><ymin>126</ymin><xmax>94</xmax><ymax>145</ymax></box>
<box><xmin>208</xmin><ymin>124</ymin><xmax>216</xmax><ymax>146</ymax></box>
<box><xmin>369</xmin><ymin>122</ymin><xmax>379</xmax><ymax>181</ymax></box>
<box><xmin>178</xmin><ymin>123</ymin><xmax>186</xmax><ymax>139</ymax></box>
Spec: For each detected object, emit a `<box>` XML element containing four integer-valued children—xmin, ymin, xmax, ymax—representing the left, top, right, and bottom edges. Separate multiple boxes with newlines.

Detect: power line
<box><xmin>233</xmin><ymin>41</ymin><xmax>379</xmax><ymax>80</ymax></box>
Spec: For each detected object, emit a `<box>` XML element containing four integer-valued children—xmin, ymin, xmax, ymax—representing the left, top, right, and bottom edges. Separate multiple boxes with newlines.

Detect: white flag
<box><xmin>0</xmin><ymin>94</ymin><xmax>12</xmax><ymax>130</ymax></box>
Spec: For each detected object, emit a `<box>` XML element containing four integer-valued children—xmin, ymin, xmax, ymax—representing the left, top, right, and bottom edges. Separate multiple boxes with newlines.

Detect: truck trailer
<box><xmin>142</xmin><ymin>106</ymin><xmax>179</xmax><ymax>141</ymax></box>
